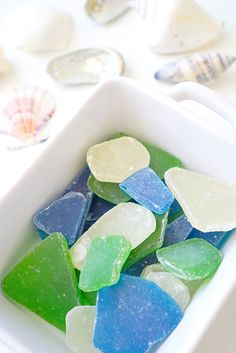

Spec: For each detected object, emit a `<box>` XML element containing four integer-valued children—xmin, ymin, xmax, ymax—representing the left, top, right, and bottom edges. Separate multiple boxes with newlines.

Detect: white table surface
<box><xmin>0</xmin><ymin>0</ymin><xmax>235</xmax><ymax>202</ymax></box>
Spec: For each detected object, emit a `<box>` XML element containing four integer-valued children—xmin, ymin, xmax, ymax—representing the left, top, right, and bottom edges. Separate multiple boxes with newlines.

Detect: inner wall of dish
<box><xmin>0</xmin><ymin>80</ymin><xmax>236</xmax><ymax>353</ymax></box>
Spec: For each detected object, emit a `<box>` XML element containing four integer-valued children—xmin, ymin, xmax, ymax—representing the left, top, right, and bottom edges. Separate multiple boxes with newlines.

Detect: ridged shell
<box><xmin>154</xmin><ymin>53</ymin><xmax>236</xmax><ymax>85</ymax></box>
<box><xmin>0</xmin><ymin>86</ymin><xmax>56</xmax><ymax>150</ymax></box>
<box><xmin>47</xmin><ymin>48</ymin><xmax>125</xmax><ymax>85</ymax></box>
<box><xmin>85</xmin><ymin>0</ymin><xmax>129</xmax><ymax>24</ymax></box>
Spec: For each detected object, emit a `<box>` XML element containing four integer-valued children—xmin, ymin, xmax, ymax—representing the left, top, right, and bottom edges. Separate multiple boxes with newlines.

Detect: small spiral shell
<box><xmin>155</xmin><ymin>52</ymin><xmax>236</xmax><ymax>85</ymax></box>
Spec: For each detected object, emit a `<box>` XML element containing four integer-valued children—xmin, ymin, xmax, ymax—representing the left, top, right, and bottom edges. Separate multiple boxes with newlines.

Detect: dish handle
<box><xmin>169</xmin><ymin>82</ymin><xmax>236</xmax><ymax>128</ymax></box>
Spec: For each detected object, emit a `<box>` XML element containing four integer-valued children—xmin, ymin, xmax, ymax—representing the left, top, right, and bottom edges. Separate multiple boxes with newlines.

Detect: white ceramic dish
<box><xmin>1</xmin><ymin>78</ymin><xmax>236</xmax><ymax>353</ymax></box>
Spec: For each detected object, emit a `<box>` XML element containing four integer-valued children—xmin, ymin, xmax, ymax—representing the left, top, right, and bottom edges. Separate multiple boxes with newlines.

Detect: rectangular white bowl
<box><xmin>1</xmin><ymin>78</ymin><xmax>236</xmax><ymax>353</ymax></box>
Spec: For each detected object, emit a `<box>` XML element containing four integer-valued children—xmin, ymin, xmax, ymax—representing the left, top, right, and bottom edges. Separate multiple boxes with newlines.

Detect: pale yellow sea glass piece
<box><xmin>165</xmin><ymin>167</ymin><xmax>236</xmax><ymax>232</ymax></box>
<box><xmin>66</xmin><ymin>306</ymin><xmax>99</xmax><ymax>353</ymax></box>
<box><xmin>87</xmin><ymin>137</ymin><xmax>150</xmax><ymax>183</ymax></box>
<box><xmin>70</xmin><ymin>202</ymin><xmax>156</xmax><ymax>270</ymax></box>
<box><xmin>141</xmin><ymin>270</ymin><xmax>190</xmax><ymax>311</ymax></box>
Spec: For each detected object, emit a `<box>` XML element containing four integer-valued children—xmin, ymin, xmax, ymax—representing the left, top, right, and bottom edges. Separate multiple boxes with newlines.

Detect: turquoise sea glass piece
<box><xmin>79</xmin><ymin>236</ymin><xmax>131</xmax><ymax>292</ymax></box>
<box><xmin>33</xmin><ymin>192</ymin><xmax>88</xmax><ymax>247</ymax></box>
<box><xmin>2</xmin><ymin>233</ymin><xmax>82</xmax><ymax>331</ymax></box>
<box><xmin>123</xmin><ymin>212</ymin><xmax>168</xmax><ymax>270</ymax></box>
<box><xmin>163</xmin><ymin>215</ymin><xmax>193</xmax><ymax>247</ymax></box>
<box><xmin>168</xmin><ymin>199</ymin><xmax>184</xmax><ymax>224</ymax></box>
<box><xmin>120</xmin><ymin>167</ymin><xmax>174</xmax><ymax>214</ymax></box>
<box><xmin>156</xmin><ymin>238</ymin><xmax>222</xmax><ymax>280</ymax></box>
<box><xmin>93</xmin><ymin>274</ymin><xmax>183</xmax><ymax>353</ymax></box>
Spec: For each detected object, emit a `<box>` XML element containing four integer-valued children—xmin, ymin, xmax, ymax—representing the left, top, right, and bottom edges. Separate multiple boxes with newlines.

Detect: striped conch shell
<box><xmin>154</xmin><ymin>53</ymin><xmax>236</xmax><ymax>85</ymax></box>
<box><xmin>131</xmin><ymin>0</ymin><xmax>223</xmax><ymax>54</ymax></box>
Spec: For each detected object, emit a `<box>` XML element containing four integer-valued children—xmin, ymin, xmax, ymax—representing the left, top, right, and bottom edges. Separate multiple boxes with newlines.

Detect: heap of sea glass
<box><xmin>2</xmin><ymin>133</ymin><xmax>236</xmax><ymax>353</ymax></box>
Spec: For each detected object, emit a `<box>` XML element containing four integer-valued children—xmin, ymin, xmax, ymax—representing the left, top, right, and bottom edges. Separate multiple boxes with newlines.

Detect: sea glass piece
<box><xmin>85</xmin><ymin>0</ymin><xmax>129</xmax><ymax>24</ymax></box>
<box><xmin>123</xmin><ymin>212</ymin><xmax>168</xmax><ymax>270</ymax></box>
<box><xmin>66</xmin><ymin>306</ymin><xmax>99</xmax><ymax>353</ymax></box>
<box><xmin>47</xmin><ymin>48</ymin><xmax>124</xmax><ymax>85</ymax></box>
<box><xmin>82</xmin><ymin>291</ymin><xmax>97</xmax><ymax>306</ymax></box>
<box><xmin>156</xmin><ymin>238</ymin><xmax>222</xmax><ymax>281</ymax></box>
<box><xmin>163</xmin><ymin>214</ymin><xmax>193</xmax><ymax>247</ymax></box>
<box><xmin>142</xmin><ymin>270</ymin><xmax>190</xmax><ymax>311</ymax></box>
<box><xmin>94</xmin><ymin>274</ymin><xmax>183</xmax><ymax>353</ymax></box>
<box><xmin>64</xmin><ymin>166</ymin><xmax>92</xmax><ymax>197</ymax></box>
<box><xmin>87</xmin><ymin>136</ymin><xmax>150</xmax><ymax>183</ymax></box>
<box><xmin>1</xmin><ymin>233</ymin><xmax>82</xmax><ymax>331</ymax></box>
<box><xmin>142</xmin><ymin>141</ymin><xmax>183</xmax><ymax>179</ymax></box>
<box><xmin>165</xmin><ymin>167</ymin><xmax>236</xmax><ymax>232</ymax></box>
<box><xmin>79</xmin><ymin>236</ymin><xmax>131</xmax><ymax>291</ymax></box>
<box><xmin>87</xmin><ymin>195</ymin><xmax>114</xmax><ymax>222</ymax></box>
<box><xmin>141</xmin><ymin>263</ymin><xmax>202</xmax><ymax>296</ymax></box>
<box><xmin>168</xmin><ymin>198</ymin><xmax>184</xmax><ymax>224</ymax></box>
<box><xmin>123</xmin><ymin>252</ymin><xmax>158</xmax><ymax>277</ymax></box>
<box><xmin>70</xmin><ymin>202</ymin><xmax>156</xmax><ymax>270</ymax></box>
<box><xmin>188</xmin><ymin>228</ymin><xmax>230</xmax><ymax>249</ymax></box>
<box><xmin>88</xmin><ymin>174</ymin><xmax>131</xmax><ymax>204</ymax></box>
<box><xmin>33</xmin><ymin>192</ymin><xmax>88</xmax><ymax>247</ymax></box>
<box><xmin>120</xmin><ymin>167</ymin><xmax>174</xmax><ymax>214</ymax></box>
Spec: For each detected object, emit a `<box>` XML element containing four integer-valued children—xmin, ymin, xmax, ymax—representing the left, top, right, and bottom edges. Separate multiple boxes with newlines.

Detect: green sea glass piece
<box><xmin>123</xmin><ymin>212</ymin><xmax>168</xmax><ymax>270</ymax></box>
<box><xmin>75</xmin><ymin>270</ymin><xmax>97</xmax><ymax>305</ymax></box>
<box><xmin>1</xmin><ymin>233</ymin><xmax>82</xmax><ymax>331</ymax></box>
<box><xmin>88</xmin><ymin>174</ymin><xmax>131</xmax><ymax>204</ymax></box>
<box><xmin>156</xmin><ymin>238</ymin><xmax>222</xmax><ymax>281</ymax></box>
<box><xmin>79</xmin><ymin>236</ymin><xmax>131</xmax><ymax>292</ymax></box>
<box><xmin>141</xmin><ymin>142</ymin><xmax>183</xmax><ymax>179</ymax></box>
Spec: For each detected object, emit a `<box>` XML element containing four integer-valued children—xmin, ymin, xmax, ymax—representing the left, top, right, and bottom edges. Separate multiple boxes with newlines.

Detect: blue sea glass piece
<box><xmin>188</xmin><ymin>228</ymin><xmax>230</xmax><ymax>249</ymax></box>
<box><xmin>123</xmin><ymin>252</ymin><xmax>158</xmax><ymax>277</ymax></box>
<box><xmin>64</xmin><ymin>165</ymin><xmax>92</xmax><ymax>197</ymax></box>
<box><xmin>33</xmin><ymin>192</ymin><xmax>88</xmax><ymax>247</ymax></box>
<box><xmin>119</xmin><ymin>167</ymin><xmax>174</xmax><ymax>214</ymax></box>
<box><xmin>164</xmin><ymin>215</ymin><xmax>193</xmax><ymax>247</ymax></box>
<box><xmin>87</xmin><ymin>195</ymin><xmax>114</xmax><ymax>222</ymax></box>
<box><xmin>94</xmin><ymin>274</ymin><xmax>183</xmax><ymax>353</ymax></box>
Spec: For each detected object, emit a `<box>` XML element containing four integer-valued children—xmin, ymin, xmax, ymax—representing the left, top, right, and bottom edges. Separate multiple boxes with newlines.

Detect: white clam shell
<box><xmin>2</xmin><ymin>6</ymin><xmax>73</xmax><ymax>53</ymax></box>
<box><xmin>0</xmin><ymin>49</ymin><xmax>10</xmax><ymax>76</ymax></box>
<box><xmin>0</xmin><ymin>86</ymin><xmax>56</xmax><ymax>150</ymax></box>
<box><xmin>47</xmin><ymin>48</ymin><xmax>125</xmax><ymax>85</ymax></box>
<box><xmin>155</xmin><ymin>52</ymin><xmax>236</xmax><ymax>85</ymax></box>
<box><xmin>132</xmin><ymin>0</ymin><xmax>223</xmax><ymax>54</ymax></box>
<box><xmin>85</xmin><ymin>0</ymin><xmax>130</xmax><ymax>24</ymax></box>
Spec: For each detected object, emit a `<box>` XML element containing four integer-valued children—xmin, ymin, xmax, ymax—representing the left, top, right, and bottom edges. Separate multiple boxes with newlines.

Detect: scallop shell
<box><xmin>131</xmin><ymin>0</ymin><xmax>223</xmax><ymax>54</ymax></box>
<box><xmin>0</xmin><ymin>86</ymin><xmax>56</xmax><ymax>150</ymax></box>
<box><xmin>154</xmin><ymin>53</ymin><xmax>236</xmax><ymax>85</ymax></box>
<box><xmin>3</xmin><ymin>6</ymin><xmax>73</xmax><ymax>53</ymax></box>
<box><xmin>85</xmin><ymin>0</ymin><xmax>130</xmax><ymax>24</ymax></box>
<box><xmin>47</xmin><ymin>48</ymin><xmax>125</xmax><ymax>85</ymax></box>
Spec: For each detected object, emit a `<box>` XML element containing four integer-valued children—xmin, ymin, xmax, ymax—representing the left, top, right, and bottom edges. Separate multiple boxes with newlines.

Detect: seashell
<box><xmin>47</xmin><ymin>48</ymin><xmax>125</xmax><ymax>85</ymax></box>
<box><xmin>2</xmin><ymin>6</ymin><xmax>73</xmax><ymax>53</ymax></box>
<box><xmin>154</xmin><ymin>53</ymin><xmax>236</xmax><ymax>85</ymax></box>
<box><xmin>85</xmin><ymin>0</ymin><xmax>130</xmax><ymax>24</ymax></box>
<box><xmin>131</xmin><ymin>0</ymin><xmax>223</xmax><ymax>54</ymax></box>
<box><xmin>0</xmin><ymin>86</ymin><xmax>56</xmax><ymax>150</ymax></box>
<box><xmin>0</xmin><ymin>49</ymin><xmax>11</xmax><ymax>77</ymax></box>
